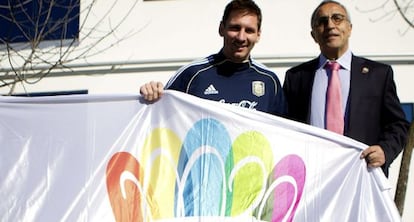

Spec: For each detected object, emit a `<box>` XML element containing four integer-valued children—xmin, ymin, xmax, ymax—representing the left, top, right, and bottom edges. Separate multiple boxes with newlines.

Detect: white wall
<box><xmin>1</xmin><ymin>0</ymin><xmax>413</xmax><ymax>220</ymax></box>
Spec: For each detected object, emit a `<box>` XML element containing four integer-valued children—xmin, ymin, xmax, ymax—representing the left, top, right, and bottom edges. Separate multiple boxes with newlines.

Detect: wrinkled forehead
<box><xmin>316</xmin><ymin>2</ymin><xmax>348</xmax><ymax>17</ymax></box>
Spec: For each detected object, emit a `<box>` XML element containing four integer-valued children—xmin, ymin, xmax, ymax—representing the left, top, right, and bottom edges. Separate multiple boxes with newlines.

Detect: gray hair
<box><xmin>310</xmin><ymin>0</ymin><xmax>351</xmax><ymax>28</ymax></box>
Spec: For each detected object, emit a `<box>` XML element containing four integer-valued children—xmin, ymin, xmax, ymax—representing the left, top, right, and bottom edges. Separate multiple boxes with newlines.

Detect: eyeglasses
<box><xmin>313</xmin><ymin>14</ymin><xmax>347</xmax><ymax>27</ymax></box>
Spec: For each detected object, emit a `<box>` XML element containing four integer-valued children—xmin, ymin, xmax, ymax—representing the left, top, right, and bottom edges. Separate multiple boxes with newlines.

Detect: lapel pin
<box><xmin>362</xmin><ymin>67</ymin><xmax>369</xmax><ymax>74</ymax></box>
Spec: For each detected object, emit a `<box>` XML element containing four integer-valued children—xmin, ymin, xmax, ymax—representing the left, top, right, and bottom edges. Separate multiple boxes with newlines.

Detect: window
<box><xmin>11</xmin><ymin>90</ymin><xmax>88</xmax><ymax>97</ymax></box>
<box><xmin>0</xmin><ymin>0</ymin><xmax>79</xmax><ymax>44</ymax></box>
<box><xmin>402</xmin><ymin>103</ymin><xmax>413</xmax><ymax>122</ymax></box>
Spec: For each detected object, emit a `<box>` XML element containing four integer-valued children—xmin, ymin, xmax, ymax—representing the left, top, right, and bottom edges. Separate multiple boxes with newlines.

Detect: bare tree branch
<box><xmin>394</xmin><ymin>0</ymin><xmax>414</xmax><ymax>28</ymax></box>
<box><xmin>355</xmin><ymin>0</ymin><xmax>414</xmax><ymax>34</ymax></box>
<box><xmin>0</xmin><ymin>0</ymin><xmax>142</xmax><ymax>95</ymax></box>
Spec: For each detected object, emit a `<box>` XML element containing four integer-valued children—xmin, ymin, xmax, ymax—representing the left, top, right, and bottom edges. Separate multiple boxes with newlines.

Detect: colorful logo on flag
<box><xmin>106</xmin><ymin>118</ymin><xmax>306</xmax><ymax>221</ymax></box>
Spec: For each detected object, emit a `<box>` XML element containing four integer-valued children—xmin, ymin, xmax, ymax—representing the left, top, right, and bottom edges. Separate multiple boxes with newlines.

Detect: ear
<box><xmin>310</xmin><ymin>30</ymin><xmax>317</xmax><ymax>43</ymax></box>
<box><xmin>219</xmin><ymin>22</ymin><xmax>224</xmax><ymax>37</ymax></box>
<box><xmin>256</xmin><ymin>29</ymin><xmax>261</xmax><ymax>43</ymax></box>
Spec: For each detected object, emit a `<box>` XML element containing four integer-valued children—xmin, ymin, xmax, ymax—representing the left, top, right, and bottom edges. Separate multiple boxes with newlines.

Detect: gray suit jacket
<box><xmin>283</xmin><ymin>55</ymin><xmax>409</xmax><ymax>176</ymax></box>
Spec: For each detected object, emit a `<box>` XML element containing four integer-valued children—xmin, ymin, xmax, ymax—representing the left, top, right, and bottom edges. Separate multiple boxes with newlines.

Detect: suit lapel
<box><xmin>303</xmin><ymin>59</ymin><xmax>319</xmax><ymax>123</ymax></box>
<box><xmin>347</xmin><ymin>55</ymin><xmax>366</xmax><ymax>134</ymax></box>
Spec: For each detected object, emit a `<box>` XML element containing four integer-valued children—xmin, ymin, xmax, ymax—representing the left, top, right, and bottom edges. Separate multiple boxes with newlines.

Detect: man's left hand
<box><xmin>360</xmin><ymin>145</ymin><xmax>385</xmax><ymax>168</ymax></box>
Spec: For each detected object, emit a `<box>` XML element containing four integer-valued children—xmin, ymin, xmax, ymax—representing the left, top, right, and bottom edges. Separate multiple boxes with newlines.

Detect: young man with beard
<box><xmin>140</xmin><ymin>0</ymin><xmax>286</xmax><ymax>116</ymax></box>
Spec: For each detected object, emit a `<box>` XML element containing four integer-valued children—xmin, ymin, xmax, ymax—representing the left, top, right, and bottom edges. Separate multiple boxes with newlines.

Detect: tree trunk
<box><xmin>395</xmin><ymin>121</ymin><xmax>414</xmax><ymax>215</ymax></box>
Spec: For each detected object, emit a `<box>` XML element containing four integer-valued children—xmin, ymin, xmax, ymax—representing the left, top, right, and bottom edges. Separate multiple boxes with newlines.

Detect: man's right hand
<box><xmin>139</xmin><ymin>81</ymin><xmax>164</xmax><ymax>101</ymax></box>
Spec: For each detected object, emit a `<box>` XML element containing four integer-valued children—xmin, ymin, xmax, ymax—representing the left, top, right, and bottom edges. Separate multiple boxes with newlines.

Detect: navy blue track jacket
<box><xmin>165</xmin><ymin>51</ymin><xmax>287</xmax><ymax>116</ymax></box>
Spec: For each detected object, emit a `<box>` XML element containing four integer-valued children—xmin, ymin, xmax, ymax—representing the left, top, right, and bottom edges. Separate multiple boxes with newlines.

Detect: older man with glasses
<box><xmin>283</xmin><ymin>0</ymin><xmax>409</xmax><ymax>177</ymax></box>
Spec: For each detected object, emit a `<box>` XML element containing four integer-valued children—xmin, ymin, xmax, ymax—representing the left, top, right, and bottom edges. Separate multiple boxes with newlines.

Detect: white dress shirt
<box><xmin>310</xmin><ymin>50</ymin><xmax>352</xmax><ymax>129</ymax></box>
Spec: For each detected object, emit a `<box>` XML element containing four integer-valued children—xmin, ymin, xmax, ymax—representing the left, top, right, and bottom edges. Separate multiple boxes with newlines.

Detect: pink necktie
<box><xmin>325</xmin><ymin>61</ymin><xmax>344</xmax><ymax>134</ymax></box>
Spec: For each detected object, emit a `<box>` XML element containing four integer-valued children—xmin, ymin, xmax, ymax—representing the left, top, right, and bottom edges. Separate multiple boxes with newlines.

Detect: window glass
<box><xmin>0</xmin><ymin>0</ymin><xmax>79</xmax><ymax>43</ymax></box>
<box><xmin>402</xmin><ymin>103</ymin><xmax>413</xmax><ymax>122</ymax></box>
<box><xmin>11</xmin><ymin>90</ymin><xmax>88</xmax><ymax>97</ymax></box>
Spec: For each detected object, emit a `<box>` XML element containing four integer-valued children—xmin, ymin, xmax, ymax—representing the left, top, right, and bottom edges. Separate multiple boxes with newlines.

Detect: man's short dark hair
<box><xmin>221</xmin><ymin>0</ymin><xmax>262</xmax><ymax>30</ymax></box>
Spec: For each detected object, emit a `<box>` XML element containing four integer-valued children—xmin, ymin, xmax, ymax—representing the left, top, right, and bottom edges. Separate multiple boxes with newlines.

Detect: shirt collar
<box><xmin>317</xmin><ymin>49</ymin><xmax>352</xmax><ymax>71</ymax></box>
<box><xmin>218</xmin><ymin>49</ymin><xmax>251</xmax><ymax>64</ymax></box>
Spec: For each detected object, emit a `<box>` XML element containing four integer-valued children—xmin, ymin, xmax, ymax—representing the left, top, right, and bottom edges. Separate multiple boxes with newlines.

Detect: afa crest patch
<box><xmin>252</xmin><ymin>81</ymin><xmax>265</xmax><ymax>97</ymax></box>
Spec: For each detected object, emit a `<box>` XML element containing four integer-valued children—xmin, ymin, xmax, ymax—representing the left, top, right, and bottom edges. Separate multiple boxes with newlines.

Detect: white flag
<box><xmin>0</xmin><ymin>90</ymin><xmax>400</xmax><ymax>222</ymax></box>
